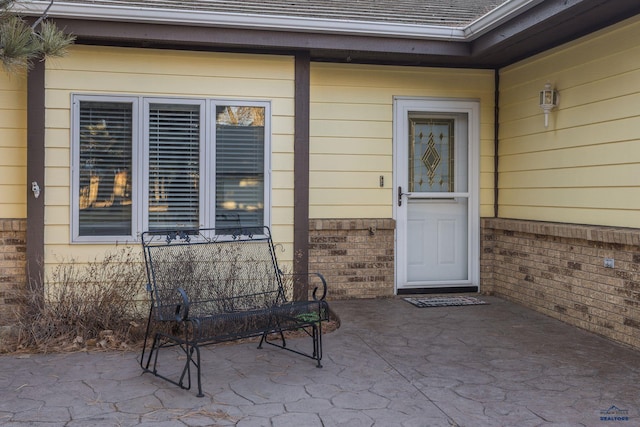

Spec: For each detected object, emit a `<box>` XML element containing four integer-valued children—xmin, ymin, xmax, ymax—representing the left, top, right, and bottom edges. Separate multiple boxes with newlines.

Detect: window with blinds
<box><xmin>215</xmin><ymin>106</ymin><xmax>265</xmax><ymax>229</ymax></box>
<box><xmin>148</xmin><ymin>103</ymin><xmax>201</xmax><ymax>231</ymax></box>
<box><xmin>78</xmin><ymin>101</ymin><xmax>133</xmax><ymax>236</ymax></box>
<box><xmin>72</xmin><ymin>96</ymin><xmax>270</xmax><ymax>242</ymax></box>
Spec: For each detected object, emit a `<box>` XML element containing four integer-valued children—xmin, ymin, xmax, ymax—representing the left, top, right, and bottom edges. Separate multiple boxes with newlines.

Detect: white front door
<box><xmin>394</xmin><ymin>98</ymin><xmax>479</xmax><ymax>291</ymax></box>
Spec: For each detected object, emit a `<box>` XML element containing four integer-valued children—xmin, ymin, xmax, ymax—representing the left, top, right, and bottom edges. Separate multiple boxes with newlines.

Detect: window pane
<box><xmin>78</xmin><ymin>101</ymin><xmax>132</xmax><ymax>236</ymax></box>
<box><xmin>215</xmin><ymin>106</ymin><xmax>265</xmax><ymax>229</ymax></box>
<box><xmin>148</xmin><ymin>103</ymin><xmax>200</xmax><ymax>231</ymax></box>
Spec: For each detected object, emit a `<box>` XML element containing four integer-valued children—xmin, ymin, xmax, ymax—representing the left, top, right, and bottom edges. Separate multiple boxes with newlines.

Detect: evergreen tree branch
<box><xmin>1</xmin><ymin>0</ymin><xmax>75</xmax><ymax>73</ymax></box>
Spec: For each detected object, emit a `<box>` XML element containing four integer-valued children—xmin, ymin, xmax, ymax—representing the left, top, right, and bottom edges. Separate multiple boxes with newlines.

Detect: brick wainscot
<box><xmin>0</xmin><ymin>219</ymin><xmax>27</xmax><ymax>324</ymax></box>
<box><xmin>309</xmin><ymin>219</ymin><xmax>395</xmax><ymax>299</ymax></box>
<box><xmin>482</xmin><ymin>218</ymin><xmax>640</xmax><ymax>351</ymax></box>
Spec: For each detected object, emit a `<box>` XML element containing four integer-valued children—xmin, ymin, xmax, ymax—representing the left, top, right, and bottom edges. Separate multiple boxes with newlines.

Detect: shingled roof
<box><xmin>27</xmin><ymin>0</ymin><xmax>508</xmax><ymax>27</ymax></box>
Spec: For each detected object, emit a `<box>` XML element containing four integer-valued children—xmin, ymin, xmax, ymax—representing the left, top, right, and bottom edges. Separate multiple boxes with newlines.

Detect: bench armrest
<box><xmin>282</xmin><ymin>271</ymin><xmax>328</xmax><ymax>301</ymax></box>
<box><xmin>310</xmin><ymin>272</ymin><xmax>328</xmax><ymax>301</ymax></box>
<box><xmin>175</xmin><ymin>287</ymin><xmax>191</xmax><ymax>321</ymax></box>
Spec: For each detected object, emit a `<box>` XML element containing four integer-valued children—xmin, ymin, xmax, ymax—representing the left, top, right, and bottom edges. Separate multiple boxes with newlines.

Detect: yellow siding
<box><xmin>499</xmin><ymin>15</ymin><xmax>640</xmax><ymax>228</ymax></box>
<box><xmin>44</xmin><ymin>46</ymin><xmax>295</xmax><ymax>268</ymax></box>
<box><xmin>43</xmin><ymin>46</ymin><xmax>498</xmax><ymax>276</ymax></box>
<box><xmin>309</xmin><ymin>63</ymin><xmax>495</xmax><ymax>219</ymax></box>
<box><xmin>0</xmin><ymin>71</ymin><xmax>27</xmax><ymax>218</ymax></box>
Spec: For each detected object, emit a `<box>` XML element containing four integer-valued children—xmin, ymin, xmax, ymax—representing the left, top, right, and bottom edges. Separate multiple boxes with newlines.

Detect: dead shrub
<box><xmin>4</xmin><ymin>246</ymin><xmax>148</xmax><ymax>353</ymax></box>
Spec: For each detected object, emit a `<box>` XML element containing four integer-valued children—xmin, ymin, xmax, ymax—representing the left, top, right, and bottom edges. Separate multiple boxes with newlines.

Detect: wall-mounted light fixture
<box><xmin>539</xmin><ymin>82</ymin><xmax>558</xmax><ymax>128</ymax></box>
<box><xmin>31</xmin><ymin>181</ymin><xmax>41</xmax><ymax>199</ymax></box>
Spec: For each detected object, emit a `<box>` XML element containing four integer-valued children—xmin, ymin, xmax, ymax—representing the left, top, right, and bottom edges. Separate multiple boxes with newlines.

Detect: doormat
<box><xmin>403</xmin><ymin>296</ymin><xmax>487</xmax><ymax>308</ymax></box>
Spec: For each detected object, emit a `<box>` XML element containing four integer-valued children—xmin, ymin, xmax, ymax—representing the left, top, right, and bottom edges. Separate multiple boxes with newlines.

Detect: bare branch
<box><xmin>31</xmin><ymin>0</ymin><xmax>54</xmax><ymax>30</ymax></box>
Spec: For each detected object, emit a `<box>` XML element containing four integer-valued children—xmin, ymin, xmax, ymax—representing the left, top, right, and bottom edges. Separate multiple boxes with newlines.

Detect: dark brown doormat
<box><xmin>403</xmin><ymin>296</ymin><xmax>487</xmax><ymax>308</ymax></box>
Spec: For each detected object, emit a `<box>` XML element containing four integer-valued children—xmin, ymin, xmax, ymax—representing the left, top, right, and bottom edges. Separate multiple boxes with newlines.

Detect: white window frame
<box><xmin>71</xmin><ymin>95</ymin><xmax>141</xmax><ymax>243</ymax></box>
<box><xmin>70</xmin><ymin>94</ymin><xmax>272</xmax><ymax>243</ymax></box>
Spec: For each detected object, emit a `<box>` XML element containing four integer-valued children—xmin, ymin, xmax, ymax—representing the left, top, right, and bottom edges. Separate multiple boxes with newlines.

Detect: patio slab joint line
<box><xmin>349</xmin><ymin>331</ymin><xmax>459</xmax><ymax>426</ymax></box>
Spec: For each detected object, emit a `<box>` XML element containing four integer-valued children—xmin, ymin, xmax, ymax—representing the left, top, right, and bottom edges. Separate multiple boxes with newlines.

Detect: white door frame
<box><xmin>393</xmin><ymin>97</ymin><xmax>480</xmax><ymax>292</ymax></box>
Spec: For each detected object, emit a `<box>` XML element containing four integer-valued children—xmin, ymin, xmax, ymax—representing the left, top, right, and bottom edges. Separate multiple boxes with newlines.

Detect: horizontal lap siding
<box><xmin>0</xmin><ymin>72</ymin><xmax>27</xmax><ymax>218</ymax></box>
<box><xmin>309</xmin><ymin>63</ymin><xmax>495</xmax><ymax>219</ymax></box>
<box><xmin>44</xmin><ymin>45</ymin><xmax>295</xmax><ymax>263</ymax></box>
<box><xmin>499</xmin><ymin>15</ymin><xmax>640</xmax><ymax>228</ymax></box>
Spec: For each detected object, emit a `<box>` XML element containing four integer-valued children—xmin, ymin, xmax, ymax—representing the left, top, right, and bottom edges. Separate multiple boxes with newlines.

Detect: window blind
<box><xmin>78</xmin><ymin>101</ymin><xmax>133</xmax><ymax>236</ymax></box>
<box><xmin>148</xmin><ymin>103</ymin><xmax>201</xmax><ymax>230</ymax></box>
<box><xmin>215</xmin><ymin>106</ymin><xmax>265</xmax><ymax>229</ymax></box>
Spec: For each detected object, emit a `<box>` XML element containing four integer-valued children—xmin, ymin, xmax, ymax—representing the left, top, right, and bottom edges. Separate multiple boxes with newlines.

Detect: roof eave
<box><xmin>464</xmin><ymin>0</ymin><xmax>544</xmax><ymax>39</ymax></box>
<box><xmin>15</xmin><ymin>0</ymin><xmax>541</xmax><ymax>41</ymax></box>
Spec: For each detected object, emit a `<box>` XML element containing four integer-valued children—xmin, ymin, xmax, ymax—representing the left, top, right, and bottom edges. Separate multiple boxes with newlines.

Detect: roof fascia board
<box><xmin>471</xmin><ymin>0</ymin><xmax>599</xmax><ymax>55</ymax></box>
<box><xmin>16</xmin><ymin>0</ymin><xmax>541</xmax><ymax>42</ymax></box>
<box><xmin>52</xmin><ymin>18</ymin><xmax>471</xmax><ymax>58</ymax></box>
<box><xmin>464</xmin><ymin>0</ymin><xmax>545</xmax><ymax>39</ymax></box>
<box><xmin>470</xmin><ymin>0</ymin><xmax>640</xmax><ymax>66</ymax></box>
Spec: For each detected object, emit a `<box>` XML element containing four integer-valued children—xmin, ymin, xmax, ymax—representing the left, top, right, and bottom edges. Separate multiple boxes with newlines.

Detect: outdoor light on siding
<box><xmin>31</xmin><ymin>181</ymin><xmax>41</xmax><ymax>199</ymax></box>
<box><xmin>539</xmin><ymin>82</ymin><xmax>558</xmax><ymax>128</ymax></box>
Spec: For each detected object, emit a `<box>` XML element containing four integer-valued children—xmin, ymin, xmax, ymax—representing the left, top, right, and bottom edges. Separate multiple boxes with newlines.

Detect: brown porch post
<box><xmin>26</xmin><ymin>60</ymin><xmax>46</xmax><ymax>292</ymax></box>
<box><xmin>293</xmin><ymin>52</ymin><xmax>310</xmax><ymax>301</ymax></box>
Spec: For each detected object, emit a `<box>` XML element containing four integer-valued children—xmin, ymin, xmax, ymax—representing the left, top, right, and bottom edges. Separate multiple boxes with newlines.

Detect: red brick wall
<box><xmin>0</xmin><ymin>219</ymin><xmax>27</xmax><ymax>325</ymax></box>
<box><xmin>481</xmin><ymin>218</ymin><xmax>640</xmax><ymax>351</ymax></box>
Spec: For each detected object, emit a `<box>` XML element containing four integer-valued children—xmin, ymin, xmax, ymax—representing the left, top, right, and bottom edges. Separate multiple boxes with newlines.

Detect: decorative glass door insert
<box><xmin>409</xmin><ymin>118</ymin><xmax>455</xmax><ymax>193</ymax></box>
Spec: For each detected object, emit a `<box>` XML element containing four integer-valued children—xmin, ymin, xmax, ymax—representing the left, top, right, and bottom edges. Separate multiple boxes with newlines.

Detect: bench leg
<box><xmin>259</xmin><ymin>317</ymin><xmax>324</xmax><ymax>368</ymax></box>
<box><xmin>177</xmin><ymin>344</ymin><xmax>191</xmax><ymax>391</ymax></box>
<box><xmin>175</xmin><ymin>323</ymin><xmax>204</xmax><ymax>398</ymax></box>
<box><xmin>258</xmin><ymin>316</ymin><xmax>286</xmax><ymax>349</ymax></box>
<box><xmin>140</xmin><ymin>306</ymin><xmax>156</xmax><ymax>370</ymax></box>
<box><xmin>258</xmin><ymin>331</ymin><xmax>267</xmax><ymax>349</ymax></box>
<box><xmin>139</xmin><ymin>320</ymin><xmax>205</xmax><ymax>397</ymax></box>
<box><xmin>140</xmin><ymin>332</ymin><xmax>162</xmax><ymax>375</ymax></box>
<box><xmin>193</xmin><ymin>345</ymin><xmax>204</xmax><ymax>398</ymax></box>
<box><xmin>178</xmin><ymin>342</ymin><xmax>203</xmax><ymax>397</ymax></box>
<box><xmin>312</xmin><ymin>323</ymin><xmax>323</xmax><ymax>368</ymax></box>
<box><xmin>258</xmin><ymin>329</ymin><xmax>285</xmax><ymax>349</ymax></box>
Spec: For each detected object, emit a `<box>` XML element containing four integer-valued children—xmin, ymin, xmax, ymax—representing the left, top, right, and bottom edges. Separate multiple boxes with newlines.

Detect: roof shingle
<box><xmin>39</xmin><ymin>0</ymin><xmax>508</xmax><ymax>27</ymax></box>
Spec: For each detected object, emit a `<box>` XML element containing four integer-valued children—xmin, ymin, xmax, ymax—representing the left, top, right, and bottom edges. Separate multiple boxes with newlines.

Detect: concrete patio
<box><xmin>1</xmin><ymin>296</ymin><xmax>639</xmax><ymax>426</ymax></box>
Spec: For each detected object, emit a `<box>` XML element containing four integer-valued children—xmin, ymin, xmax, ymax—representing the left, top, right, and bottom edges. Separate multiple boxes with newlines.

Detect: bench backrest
<box><xmin>141</xmin><ymin>227</ymin><xmax>286</xmax><ymax>320</ymax></box>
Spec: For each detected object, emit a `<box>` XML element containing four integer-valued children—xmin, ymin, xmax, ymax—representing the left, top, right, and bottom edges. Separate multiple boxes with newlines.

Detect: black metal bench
<box><xmin>139</xmin><ymin>226</ymin><xmax>329</xmax><ymax>397</ymax></box>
